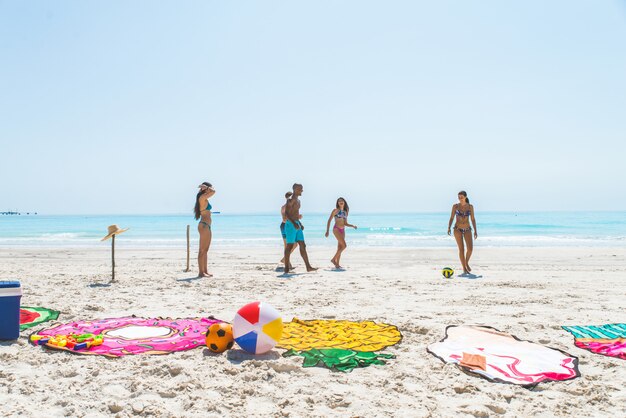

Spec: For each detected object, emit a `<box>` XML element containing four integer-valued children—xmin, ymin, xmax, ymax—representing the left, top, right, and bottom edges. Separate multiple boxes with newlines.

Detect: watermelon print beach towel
<box><xmin>20</xmin><ymin>306</ymin><xmax>60</xmax><ymax>331</ymax></box>
<box><xmin>428</xmin><ymin>325</ymin><xmax>580</xmax><ymax>388</ymax></box>
<box><xmin>562</xmin><ymin>324</ymin><xmax>626</xmax><ymax>360</ymax></box>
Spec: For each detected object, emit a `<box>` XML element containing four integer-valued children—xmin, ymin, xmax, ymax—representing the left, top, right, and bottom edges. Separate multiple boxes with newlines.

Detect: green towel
<box><xmin>20</xmin><ymin>306</ymin><xmax>60</xmax><ymax>331</ymax></box>
<box><xmin>283</xmin><ymin>348</ymin><xmax>395</xmax><ymax>372</ymax></box>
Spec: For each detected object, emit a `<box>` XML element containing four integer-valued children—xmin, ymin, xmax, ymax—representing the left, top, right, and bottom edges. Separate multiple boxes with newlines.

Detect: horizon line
<box><xmin>3</xmin><ymin>209</ymin><xmax>626</xmax><ymax>217</ymax></box>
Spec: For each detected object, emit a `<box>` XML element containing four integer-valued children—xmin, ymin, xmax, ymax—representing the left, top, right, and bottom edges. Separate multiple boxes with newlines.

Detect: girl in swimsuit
<box><xmin>194</xmin><ymin>182</ymin><xmax>215</xmax><ymax>278</ymax></box>
<box><xmin>325</xmin><ymin>197</ymin><xmax>357</xmax><ymax>269</ymax></box>
<box><xmin>447</xmin><ymin>190</ymin><xmax>478</xmax><ymax>274</ymax></box>
<box><xmin>279</xmin><ymin>192</ymin><xmax>299</xmax><ymax>270</ymax></box>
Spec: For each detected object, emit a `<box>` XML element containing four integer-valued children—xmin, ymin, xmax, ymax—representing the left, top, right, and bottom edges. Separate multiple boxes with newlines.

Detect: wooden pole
<box><xmin>185</xmin><ymin>225</ymin><xmax>191</xmax><ymax>272</ymax></box>
<box><xmin>111</xmin><ymin>234</ymin><xmax>115</xmax><ymax>282</ymax></box>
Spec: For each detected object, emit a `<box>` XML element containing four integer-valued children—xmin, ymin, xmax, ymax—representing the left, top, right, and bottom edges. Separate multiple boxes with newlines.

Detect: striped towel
<box><xmin>562</xmin><ymin>324</ymin><xmax>626</xmax><ymax>360</ymax></box>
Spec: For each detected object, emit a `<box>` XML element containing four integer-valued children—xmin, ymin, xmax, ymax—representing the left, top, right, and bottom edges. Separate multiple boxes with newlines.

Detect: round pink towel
<box><xmin>32</xmin><ymin>316</ymin><xmax>222</xmax><ymax>357</ymax></box>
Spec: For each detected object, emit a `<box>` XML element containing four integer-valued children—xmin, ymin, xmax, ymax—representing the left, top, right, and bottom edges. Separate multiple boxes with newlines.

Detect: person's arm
<box><xmin>296</xmin><ymin>201</ymin><xmax>303</xmax><ymax>229</ymax></box>
<box><xmin>325</xmin><ymin>210</ymin><xmax>337</xmax><ymax>237</ymax></box>
<box><xmin>447</xmin><ymin>205</ymin><xmax>456</xmax><ymax>235</ymax></box>
<box><xmin>470</xmin><ymin>205</ymin><xmax>477</xmax><ymax>239</ymax></box>
<box><xmin>344</xmin><ymin>211</ymin><xmax>357</xmax><ymax>229</ymax></box>
<box><xmin>204</xmin><ymin>188</ymin><xmax>216</xmax><ymax>199</ymax></box>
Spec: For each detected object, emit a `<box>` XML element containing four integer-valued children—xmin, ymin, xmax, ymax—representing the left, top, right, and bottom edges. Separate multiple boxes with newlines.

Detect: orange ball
<box><xmin>205</xmin><ymin>323</ymin><xmax>234</xmax><ymax>353</ymax></box>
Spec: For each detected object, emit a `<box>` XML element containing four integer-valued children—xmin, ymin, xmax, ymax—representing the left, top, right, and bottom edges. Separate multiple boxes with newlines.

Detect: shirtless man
<box><xmin>279</xmin><ymin>191</ymin><xmax>298</xmax><ymax>270</ymax></box>
<box><xmin>283</xmin><ymin>183</ymin><xmax>317</xmax><ymax>274</ymax></box>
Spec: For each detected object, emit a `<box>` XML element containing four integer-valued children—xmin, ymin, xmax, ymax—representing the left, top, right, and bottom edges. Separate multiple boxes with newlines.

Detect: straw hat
<box><xmin>101</xmin><ymin>225</ymin><xmax>129</xmax><ymax>241</ymax></box>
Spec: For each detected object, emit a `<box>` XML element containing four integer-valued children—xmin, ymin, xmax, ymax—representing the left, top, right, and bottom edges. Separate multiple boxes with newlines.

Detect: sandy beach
<box><xmin>1</xmin><ymin>246</ymin><xmax>625</xmax><ymax>417</ymax></box>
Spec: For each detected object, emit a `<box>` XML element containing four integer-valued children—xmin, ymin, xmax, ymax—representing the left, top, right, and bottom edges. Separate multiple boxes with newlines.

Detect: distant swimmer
<box><xmin>194</xmin><ymin>182</ymin><xmax>215</xmax><ymax>278</ymax></box>
<box><xmin>325</xmin><ymin>197</ymin><xmax>357</xmax><ymax>269</ymax></box>
<box><xmin>283</xmin><ymin>183</ymin><xmax>317</xmax><ymax>274</ymax></box>
<box><xmin>279</xmin><ymin>191</ymin><xmax>299</xmax><ymax>271</ymax></box>
<box><xmin>447</xmin><ymin>190</ymin><xmax>477</xmax><ymax>274</ymax></box>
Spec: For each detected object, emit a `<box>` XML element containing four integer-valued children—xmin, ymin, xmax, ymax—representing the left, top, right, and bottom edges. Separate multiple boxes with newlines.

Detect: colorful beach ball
<box><xmin>233</xmin><ymin>301</ymin><xmax>283</xmax><ymax>355</ymax></box>
<box><xmin>442</xmin><ymin>267</ymin><xmax>454</xmax><ymax>279</ymax></box>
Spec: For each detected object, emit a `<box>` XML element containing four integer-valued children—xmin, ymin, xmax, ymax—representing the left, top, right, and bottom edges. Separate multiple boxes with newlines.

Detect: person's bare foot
<box><xmin>198</xmin><ymin>273</ymin><xmax>208</xmax><ymax>278</ymax></box>
<box><xmin>466</xmin><ymin>264</ymin><xmax>471</xmax><ymax>272</ymax></box>
<box><xmin>307</xmin><ymin>266</ymin><xmax>318</xmax><ymax>272</ymax></box>
<box><xmin>288</xmin><ymin>264</ymin><xmax>294</xmax><ymax>271</ymax></box>
<box><xmin>331</xmin><ymin>259</ymin><xmax>340</xmax><ymax>268</ymax></box>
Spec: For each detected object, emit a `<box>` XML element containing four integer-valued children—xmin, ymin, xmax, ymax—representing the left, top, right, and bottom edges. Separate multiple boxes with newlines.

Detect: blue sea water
<box><xmin>0</xmin><ymin>212</ymin><xmax>625</xmax><ymax>248</ymax></box>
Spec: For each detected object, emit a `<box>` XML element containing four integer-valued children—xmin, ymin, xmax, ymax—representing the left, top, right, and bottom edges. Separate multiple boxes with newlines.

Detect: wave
<box><xmin>0</xmin><ymin>230</ymin><xmax>624</xmax><ymax>248</ymax></box>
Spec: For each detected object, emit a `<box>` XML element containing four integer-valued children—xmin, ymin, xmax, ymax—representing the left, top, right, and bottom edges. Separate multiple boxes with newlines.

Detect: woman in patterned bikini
<box><xmin>447</xmin><ymin>191</ymin><xmax>477</xmax><ymax>274</ymax></box>
<box><xmin>194</xmin><ymin>182</ymin><xmax>215</xmax><ymax>278</ymax></box>
<box><xmin>325</xmin><ymin>197</ymin><xmax>357</xmax><ymax>269</ymax></box>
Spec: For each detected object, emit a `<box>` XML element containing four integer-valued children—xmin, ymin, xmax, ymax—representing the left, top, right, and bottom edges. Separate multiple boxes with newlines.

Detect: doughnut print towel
<box><xmin>278</xmin><ymin>318</ymin><xmax>402</xmax><ymax>352</ymax></box>
<box><xmin>562</xmin><ymin>324</ymin><xmax>626</xmax><ymax>360</ymax></box>
<box><xmin>30</xmin><ymin>316</ymin><xmax>222</xmax><ymax>357</ymax></box>
<box><xmin>427</xmin><ymin>325</ymin><xmax>580</xmax><ymax>387</ymax></box>
<box><xmin>20</xmin><ymin>306</ymin><xmax>60</xmax><ymax>331</ymax></box>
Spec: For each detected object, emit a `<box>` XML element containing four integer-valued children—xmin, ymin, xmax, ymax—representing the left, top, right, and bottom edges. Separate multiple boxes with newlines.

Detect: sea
<box><xmin>1</xmin><ymin>212</ymin><xmax>625</xmax><ymax>248</ymax></box>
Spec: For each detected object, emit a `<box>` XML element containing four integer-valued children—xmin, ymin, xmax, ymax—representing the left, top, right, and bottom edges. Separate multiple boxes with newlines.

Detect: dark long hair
<box><xmin>336</xmin><ymin>197</ymin><xmax>349</xmax><ymax>213</ymax></box>
<box><xmin>458</xmin><ymin>190</ymin><xmax>469</xmax><ymax>204</ymax></box>
<box><xmin>194</xmin><ymin>182</ymin><xmax>212</xmax><ymax>220</ymax></box>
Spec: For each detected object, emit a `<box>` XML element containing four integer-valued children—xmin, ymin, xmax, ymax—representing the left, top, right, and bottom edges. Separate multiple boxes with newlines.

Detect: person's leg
<box><xmin>280</xmin><ymin>237</ymin><xmax>287</xmax><ymax>264</ymax></box>
<box><xmin>205</xmin><ymin>228</ymin><xmax>212</xmax><ymax>276</ymax></box>
<box><xmin>280</xmin><ymin>237</ymin><xmax>298</xmax><ymax>268</ymax></box>
<box><xmin>289</xmin><ymin>242</ymin><xmax>298</xmax><ymax>270</ymax></box>
<box><xmin>336</xmin><ymin>238</ymin><xmax>347</xmax><ymax>267</ymax></box>
<box><xmin>283</xmin><ymin>221</ymin><xmax>297</xmax><ymax>273</ymax></box>
<box><xmin>332</xmin><ymin>228</ymin><xmax>346</xmax><ymax>268</ymax></box>
<box><xmin>463</xmin><ymin>230</ymin><xmax>473</xmax><ymax>272</ymax></box>
<box><xmin>331</xmin><ymin>228</ymin><xmax>341</xmax><ymax>267</ymax></box>
<box><xmin>297</xmin><ymin>241</ymin><xmax>317</xmax><ymax>272</ymax></box>
<box><xmin>197</xmin><ymin>250</ymin><xmax>206</xmax><ymax>277</ymax></box>
<box><xmin>284</xmin><ymin>243</ymin><xmax>295</xmax><ymax>273</ymax></box>
<box><xmin>197</xmin><ymin>225</ymin><xmax>210</xmax><ymax>277</ymax></box>
<box><xmin>280</xmin><ymin>223</ymin><xmax>287</xmax><ymax>264</ymax></box>
<box><xmin>453</xmin><ymin>229</ymin><xmax>468</xmax><ymax>273</ymax></box>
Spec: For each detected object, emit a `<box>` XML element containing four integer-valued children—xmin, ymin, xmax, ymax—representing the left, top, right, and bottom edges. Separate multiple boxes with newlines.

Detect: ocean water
<box><xmin>0</xmin><ymin>212</ymin><xmax>625</xmax><ymax>248</ymax></box>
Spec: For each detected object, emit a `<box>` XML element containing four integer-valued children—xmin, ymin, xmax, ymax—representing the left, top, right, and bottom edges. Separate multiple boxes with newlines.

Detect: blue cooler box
<box><xmin>0</xmin><ymin>281</ymin><xmax>22</xmax><ymax>340</ymax></box>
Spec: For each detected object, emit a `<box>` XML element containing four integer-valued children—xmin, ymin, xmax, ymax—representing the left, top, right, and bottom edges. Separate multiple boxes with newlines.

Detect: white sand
<box><xmin>1</xmin><ymin>246</ymin><xmax>625</xmax><ymax>417</ymax></box>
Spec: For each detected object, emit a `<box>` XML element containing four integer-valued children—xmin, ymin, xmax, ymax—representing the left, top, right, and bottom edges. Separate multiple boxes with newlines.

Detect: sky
<box><xmin>1</xmin><ymin>1</ymin><xmax>625</xmax><ymax>214</ymax></box>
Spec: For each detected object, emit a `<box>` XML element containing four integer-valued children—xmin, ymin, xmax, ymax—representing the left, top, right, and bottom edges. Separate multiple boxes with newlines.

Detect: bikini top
<box><xmin>201</xmin><ymin>201</ymin><xmax>212</xmax><ymax>212</ymax></box>
<box><xmin>335</xmin><ymin>210</ymin><xmax>347</xmax><ymax>219</ymax></box>
<box><xmin>455</xmin><ymin>205</ymin><xmax>470</xmax><ymax>218</ymax></box>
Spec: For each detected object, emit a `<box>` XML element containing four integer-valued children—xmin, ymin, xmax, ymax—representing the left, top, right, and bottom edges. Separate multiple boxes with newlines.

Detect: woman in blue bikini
<box><xmin>325</xmin><ymin>197</ymin><xmax>357</xmax><ymax>269</ymax></box>
<box><xmin>194</xmin><ymin>182</ymin><xmax>215</xmax><ymax>278</ymax></box>
<box><xmin>447</xmin><ymin>191</ymin><xmax>477</xmax><ymax>274</ymax></box>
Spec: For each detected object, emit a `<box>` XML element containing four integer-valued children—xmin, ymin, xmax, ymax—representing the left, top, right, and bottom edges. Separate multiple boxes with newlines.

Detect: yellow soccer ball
<box><xmin>442</xmin><ymin>267</ymin><xmax>454</xmax><ymax>279</ymax></box>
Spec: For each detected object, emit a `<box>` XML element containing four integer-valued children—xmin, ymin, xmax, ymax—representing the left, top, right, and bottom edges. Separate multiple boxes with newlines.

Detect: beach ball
<box><xmin>205</xmin><ymin>323</ymin><xmax>234</xmax><ymax>353</ymax></box>
<box><xmin>233</xmin><ymin>301</ymin><xmax>283</xmax><ymax>355</ymax></box>
<box><xmin>442</xmin><ymin>267</ymin><xmax>454</xmax><ymax>279</ymax></box>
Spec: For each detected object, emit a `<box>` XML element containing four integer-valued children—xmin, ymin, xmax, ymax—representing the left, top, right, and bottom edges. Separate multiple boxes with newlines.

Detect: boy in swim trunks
<box><xmin>283</xmin><ymin>183</ymin><xmax>317</xmax><ymax>274</ymax></box>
